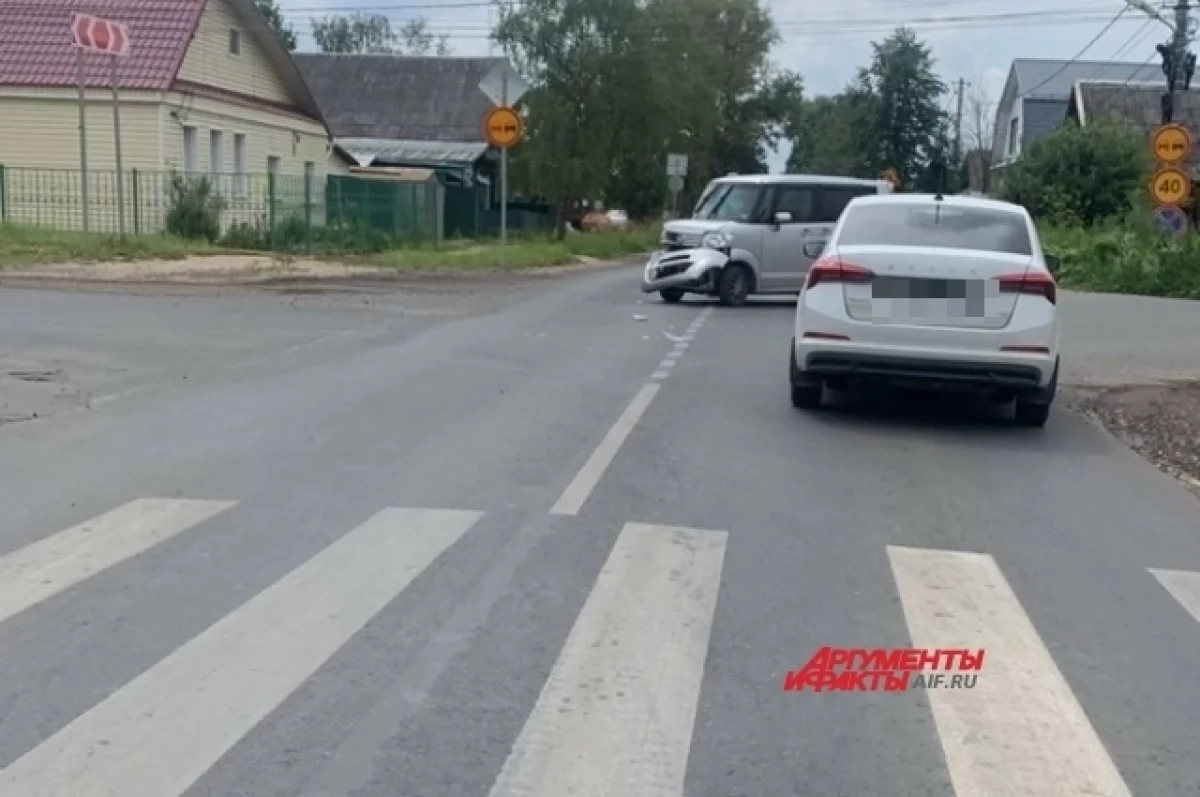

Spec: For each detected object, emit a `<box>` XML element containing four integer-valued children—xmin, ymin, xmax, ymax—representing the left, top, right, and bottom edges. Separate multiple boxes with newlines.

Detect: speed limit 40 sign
<box><xmin>1150</xmin><ymin>166</ymin><xmax>1192</xmax><ymax>206</ymax></box>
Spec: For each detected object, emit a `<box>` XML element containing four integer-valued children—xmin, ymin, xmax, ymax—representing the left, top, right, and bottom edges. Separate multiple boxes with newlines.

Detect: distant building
<box><xmin>990</xmin><ymin>59</ymin><xmax>1163</xmax><ymax>188</ymax></box>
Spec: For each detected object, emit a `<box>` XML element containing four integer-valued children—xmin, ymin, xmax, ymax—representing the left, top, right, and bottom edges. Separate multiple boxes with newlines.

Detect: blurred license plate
<box><xmin>870</xmin><ymin>277</ymin><xmax>989</xmax><ymax>319</ymax></box>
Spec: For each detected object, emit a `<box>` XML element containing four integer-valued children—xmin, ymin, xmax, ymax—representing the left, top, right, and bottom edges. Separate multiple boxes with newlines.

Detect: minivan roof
<box><xmin>709</xmin><ymin>174</ymin><xmax>889</xmax><ymax>188</ymax></box>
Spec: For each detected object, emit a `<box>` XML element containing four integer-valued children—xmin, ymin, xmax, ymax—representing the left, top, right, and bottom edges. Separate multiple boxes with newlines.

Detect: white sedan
<box><xmin>789</xmin><ymin>193</ymin><xmax>1060</xmax><ymax>426</ymax></box>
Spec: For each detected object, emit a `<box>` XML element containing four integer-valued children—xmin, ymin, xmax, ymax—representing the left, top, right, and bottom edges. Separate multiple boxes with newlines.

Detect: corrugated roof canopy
<box><xmin>1014</xmin><ymin>59</ymin><xmax>1164</xmax><ymax>99</ymax></box>
<box><xmin>339</xmin><ymin>138</ymin><xmax>489</xmax><ymax>167</ymax></box>
<box><xmin>292</xmin><ymin>54</ymin><xmax>510</xmax><ymax>142</ymax></box>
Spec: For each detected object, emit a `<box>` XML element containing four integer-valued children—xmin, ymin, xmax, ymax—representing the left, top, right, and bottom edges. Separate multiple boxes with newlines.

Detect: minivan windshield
<box><xmin>837</xmin><ymin>202</ymin><xmax>1033</xmax><ymax>256</ymax></box>
<box><xmin>692</xmin><ymin>182</ymin><xmax>760</xmax><ymax>222</ymax></box>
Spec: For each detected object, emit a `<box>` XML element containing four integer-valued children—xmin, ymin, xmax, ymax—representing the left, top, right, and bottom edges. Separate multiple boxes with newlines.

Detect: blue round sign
<box><xmin>1153</xmin><ymin>204</ymin><xmax>1189</xmax><ymax>239</ymax></box>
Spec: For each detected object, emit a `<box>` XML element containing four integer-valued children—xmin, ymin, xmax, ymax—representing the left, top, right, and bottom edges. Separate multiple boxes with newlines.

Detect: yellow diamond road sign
<box><xmin>1151</xmin><ymin>123</ymin><xmax>1193</xmax><ymax>165</ymax></box>
<box><xmin>1150</xmin><ymin>166</ymin><xmax>1192</xmax><ymax>205</ymax></box>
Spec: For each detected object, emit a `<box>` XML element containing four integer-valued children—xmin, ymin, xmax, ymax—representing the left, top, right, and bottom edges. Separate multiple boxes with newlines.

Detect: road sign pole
<box><xmin>500</xmin><ymin>73</ymin><xmax>508</xmax><ymax>262</ymax></box>
<box><xmin>77</xmin><ymin>47</ymin><xmax>89</xmax><ymax>233</ymax></box>
<box><xmin>111</xmin><ymin>54</ymin><xmax>125</xmax><ymax>236</ymax></box>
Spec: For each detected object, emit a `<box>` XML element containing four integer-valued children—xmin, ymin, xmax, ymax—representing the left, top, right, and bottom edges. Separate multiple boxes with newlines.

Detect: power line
<box><xmin>1018</xmin><ymin>5</ymin><xmax>1129</xmax><ymax>97</ymax></box>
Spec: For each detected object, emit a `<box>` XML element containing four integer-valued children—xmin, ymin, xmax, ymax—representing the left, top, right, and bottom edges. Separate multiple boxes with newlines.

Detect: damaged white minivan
<box><xmin>642</xmin><ymin>174</ymin><xmax>893</xmax><ymax>306</ymax></box>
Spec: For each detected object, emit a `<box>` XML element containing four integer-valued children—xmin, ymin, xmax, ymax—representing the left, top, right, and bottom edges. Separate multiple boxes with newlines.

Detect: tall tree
<box><xmin>787</xmin><ymin>89</ymin><xmax>875</xmax><ymax>176</ymax></box>
<box><xmin>312</xmin><ymin>12</ymin><xmax>451</xmax><ymax>54</ymax></box>
<box><xmin>254</xmin><ymin>0</ymin><xmax>296</xmax><ymax>51</ymax></box>
<box><xmin>855</xmin><ymin>28</ymin><xmax>949</xmax><ymax>190</ymax></box>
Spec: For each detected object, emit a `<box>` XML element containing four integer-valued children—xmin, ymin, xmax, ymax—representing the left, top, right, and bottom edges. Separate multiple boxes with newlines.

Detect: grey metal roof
<box><xmin>292</xmin><ymin>53</ymin><xmax>509</xmax><ymax>142</ymax></box>
<box><xmin>1014</xmin><ymin>58</ymin><xmax>1163</xmax><ymax>99</ymax></box>
<box><xmin>337</xmin><ymin>138</ymin><xmax>489</xmax><ymax>167</ymax></box>
<box><xmin>1070</xmin><ymin>82</ymin><xmax>1200</xmax><ymax>176</ymax></box>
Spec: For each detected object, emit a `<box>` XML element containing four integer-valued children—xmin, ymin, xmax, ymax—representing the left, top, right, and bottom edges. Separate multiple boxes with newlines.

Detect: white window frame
<box><xmin>267</xmin><ymin>155</ymin><xmax>281</xmax><ymax>176</ymax></box>
<box><xmin>1007</xmin><ymin>115</ymin><xmax>1020</xmax><ymax>158</ymax></box>
<box><xmin>229</xmin><ymin>29</ymin><xmax>241</xmax><ymax>55</ymax></box>
<box><xmin>233</xmin><ymin>133</ymin><xmax>247</xmax><ymax>198</ymax></box>
<box><xmin>182</xmin><ymin>125</ymin><xmax>198</xmax><ymax>174</ymax></box>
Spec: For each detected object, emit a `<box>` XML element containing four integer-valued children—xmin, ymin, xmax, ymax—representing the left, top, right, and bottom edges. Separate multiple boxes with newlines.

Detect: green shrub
<box><xmin>1001</xmin><ymin>121</ymin><xmax>1151</xmax><ymax>226</ymax></box>
<box><xmin>164</xmin><ymin>175</ymin><xmax>224</xmax><ymax>242</ymax></box>
<box><xmin>1042</xmin><ymin>220</ymin><xmax>1200</xmax><ymax>298</ymax></box>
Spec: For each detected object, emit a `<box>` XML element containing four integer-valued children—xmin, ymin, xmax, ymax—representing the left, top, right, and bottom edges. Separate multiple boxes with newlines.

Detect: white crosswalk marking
<box><xmin>888</xmin><ymin>546</ymin><xmax>1133</xmax><ymax>797</ymax></box>
<box><xmin>0</xmin><ymin>498</ymin><xmax>235</xmax><ymax>624</ymax></box>
<box><xmin>1150</xmin><ymin>568</ymin><xmax>1200</xmax><ymax>624</ymax></box>
<box><xmin>0</xmin><ymin>507</ymin><xmax>483</xmax><ymax>797</ymax></box>
<box><xmin>486</xmin><ymin>522</ymin><xmax>727</xmax><ymax>797</ymax></box>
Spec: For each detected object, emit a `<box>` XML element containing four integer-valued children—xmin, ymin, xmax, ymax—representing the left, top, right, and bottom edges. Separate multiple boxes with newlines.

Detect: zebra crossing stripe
<box><xmin>888</xmin><ymin>546</ymin><xmax>1133</xmax><ymax>797</ymax></box>
<box><xmin>1150</xmin><ymin>568</ymin><xmax>1200</xmax><ymax>624</ymax></box>
<box><xmin>0</xmin><ymin>507</ymin><xmax>483</xmax><ymax>797</ymax></box>
<box><xmin>0</xmin><ymin>498</ymin><xmax>235</xmax><ymax>625</ymax></box>
<box><xmin>486</xmin><ymin>522</ymin><xmax>727</xmax><ymax>797</ymax></box>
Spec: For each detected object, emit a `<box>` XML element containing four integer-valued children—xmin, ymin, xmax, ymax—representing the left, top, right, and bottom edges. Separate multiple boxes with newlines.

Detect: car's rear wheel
<box><xmin>717</xmin><ymin>264</ymin><xmax>752</xmax><ymax>306</ymax></box>
<box><xmin>791</xmin><ymin>383</ymin><xmax>823</xmax><ymax>409</ymax></box>
<box><xmin>1014</xmin><ymin>361</ymin><xmax>1058</xmax><ymax>427</ymax></box>
<box><xmin>1014</xmin><ymin>400</ymin><xmax>1051</xmax><ymax>427</ymax></box>
<box><xmin>789</xmin><ymin>340</ymin><xmax>823</xmax><ymax>409</ymax></box>
<box><xmin>659</xmin><ymin>288</ymin><xmax>684</xmax><ymax>303</ymax></box>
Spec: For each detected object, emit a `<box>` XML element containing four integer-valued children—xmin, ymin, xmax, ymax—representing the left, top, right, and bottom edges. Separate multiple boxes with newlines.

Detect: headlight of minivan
<box><xmin>701</xmin><ymin>231</ymin><xmax>732</xmax><ymax>250</ymax></box>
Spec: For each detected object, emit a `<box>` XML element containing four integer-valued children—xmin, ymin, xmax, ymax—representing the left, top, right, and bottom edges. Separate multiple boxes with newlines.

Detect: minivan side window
<box><xmin>813</xmin><ymin>185</ymin><xmax>876</xmax><ymax>224</ymax></box>
<box><xmin>773</xmin><ymin>185</ymin><xmax>814</xmax><ymax>222</ymax></box>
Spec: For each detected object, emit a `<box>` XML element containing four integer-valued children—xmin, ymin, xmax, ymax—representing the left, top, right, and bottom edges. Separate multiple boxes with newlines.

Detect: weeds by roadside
<box><xmin>1041</xmin><ymin>216</ymin><xmax>1200</xmax><ymax>300</ymax></box>
<box><xmin>0</xmin><ymin>221</ymin><xmax>660</xmax><ymax>272</ymax></box>
<box><xmin>0</xmin><ymin>223</ymin><xmax>220</xmax><ymax>267</ymax></box>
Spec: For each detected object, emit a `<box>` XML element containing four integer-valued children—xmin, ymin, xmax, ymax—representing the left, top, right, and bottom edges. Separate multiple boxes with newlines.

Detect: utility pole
<box><xmin>1137</xmin><ymin>0</ymin><xmax>1196</xmax><ymax>122</ymax></box>
<box><xmin>953</xmin><ymin>78</ymin><xmax>968</xmax><ymax>166</ymax></box>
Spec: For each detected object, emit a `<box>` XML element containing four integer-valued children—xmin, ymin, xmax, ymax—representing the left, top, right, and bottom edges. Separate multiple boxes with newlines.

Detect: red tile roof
<box><xmin>0</xmin><ymin>0</ymin><xmax>206</xmax><ymax>90</ymax></box>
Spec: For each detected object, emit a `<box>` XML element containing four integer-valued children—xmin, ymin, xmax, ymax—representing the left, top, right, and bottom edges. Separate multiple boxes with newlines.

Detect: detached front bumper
<box><xmin>640</xmin><ymin>248</ymin><xmax>728</xmax><ymax>293</ymax></box>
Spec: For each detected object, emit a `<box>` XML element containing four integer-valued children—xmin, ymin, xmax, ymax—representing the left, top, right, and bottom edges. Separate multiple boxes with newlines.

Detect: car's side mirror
<box><xmin>773</xmin><ymin>211</ymin><xmax>793</xmax><ymax>228</ymax></box>
<box><xmin>802</xmin><ymin>241</ymin><xmax>825</xmax><ymax>258</ymax></box>
<box><xmin>1044</xmin><ymin>252</ymin><xmax>1061</xmax><ymax>275</ymax></box>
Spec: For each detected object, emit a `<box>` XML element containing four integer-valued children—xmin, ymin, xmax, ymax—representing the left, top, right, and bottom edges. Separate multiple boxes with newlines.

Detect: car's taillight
<box><xmin>997</xmin><ymin>270</ymin><xmax>1057</xmax><ymax>304</ymax></box>
<box><xmin>806</xmin><ymin>257</ymin><xmax>874</xmax><ymax>290</ymax></box>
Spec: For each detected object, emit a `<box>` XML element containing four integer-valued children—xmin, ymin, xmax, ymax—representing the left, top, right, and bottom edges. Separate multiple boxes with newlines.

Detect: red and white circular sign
<box><xmin>71</xmin><ymin>14</ymin><xmax>131</xmax><ymax>56</ymax></box>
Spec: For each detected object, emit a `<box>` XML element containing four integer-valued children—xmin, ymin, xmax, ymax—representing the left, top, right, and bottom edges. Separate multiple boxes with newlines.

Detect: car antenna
<box><xmin>933</xmin><ymin>157</ymin><xmax>945</xmax><ymax>222</ymax></box>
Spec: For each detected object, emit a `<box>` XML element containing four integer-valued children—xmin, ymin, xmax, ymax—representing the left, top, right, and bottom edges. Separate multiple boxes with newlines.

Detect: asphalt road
<box><xmin>1</xmin><ymin>270</ymin><xmax>1199</xmax><ymax>797</ymax></box>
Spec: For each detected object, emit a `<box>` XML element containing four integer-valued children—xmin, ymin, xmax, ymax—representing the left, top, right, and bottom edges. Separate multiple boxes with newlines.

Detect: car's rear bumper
<box><xmin>794</xmin><ymin>340</ymin><xmax>1056</xmax><ymax>393</ymax></box>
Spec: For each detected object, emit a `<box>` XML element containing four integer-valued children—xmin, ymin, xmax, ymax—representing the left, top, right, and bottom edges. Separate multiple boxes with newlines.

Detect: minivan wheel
<box><xmin>717</xmin><ymin>264</ymin><xmax>751</xmax><ymax>306</ymax></box>
<box><xmin>659</xmin><ymin>288</ymin><xmax>684</xmax><ymax>303</ymax></box>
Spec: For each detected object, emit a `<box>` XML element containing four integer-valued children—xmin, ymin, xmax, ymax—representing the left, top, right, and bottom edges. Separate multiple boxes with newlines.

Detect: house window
<box><xmin>229</xmin><ymin>29</ymin><xmax>241</xmax><ymax>55</ymax></box>
<box><xmin>267</xmin><ymin>155</ymin><xmax>281</xmax><ymax>176</ymax></box>
<box><xmin>233</xmin><ymin>133</ymin><xmax>247</xmax><ymax>197</ymax></box>
<box><xmin>1008</xmin><ymin>117</ymin><xmax>1019</xmax><ymax>157</ymax></box>
<box><xmin>304</xmin><ymin>161</ymin><xmax>315</xmax><ymax>187</ymax></box>
<box><xmin>210</xmin><ymin>130</ymin><xmax>223</xmax><ymax>185</ymax></box>
<box><xmin>182</xmin><ymin>126</ymin><xmax>198</xmax><ymax>174</ymax></box>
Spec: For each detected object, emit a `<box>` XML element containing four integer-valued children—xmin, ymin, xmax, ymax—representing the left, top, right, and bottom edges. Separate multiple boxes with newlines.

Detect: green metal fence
<box><xmin>0</xmin><ymin>165</ymin><xmax>441</xmax><ymax>251</ymax></box>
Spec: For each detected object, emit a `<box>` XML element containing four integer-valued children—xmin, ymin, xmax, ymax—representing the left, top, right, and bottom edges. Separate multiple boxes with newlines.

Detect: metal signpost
<box><xmin>479</xmin><ymin>63</ymin><xmax>529</xmax><ymax>261</ymax></box>
<box><xmin>666</xmin><ymin>154</ymin><xmax>688</xmax><ymax>217</ymax></box>
<box><xmin>72</xmin><ymin>13</ymin><xmax>132</xmax><ymax>235</ymax></box>
<box><xmin>1149</xmin><ymin>121</ymin><xmax>1194</xmax><ymax>238</ymax></box>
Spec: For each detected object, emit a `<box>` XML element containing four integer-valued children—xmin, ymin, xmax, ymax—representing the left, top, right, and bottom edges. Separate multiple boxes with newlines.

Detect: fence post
<box><xmin>304</xmin><ymin>172</ymin><xmax>312</xmax><ymax>254</ymax></box>
<box><xmin>131</xmin><ymin>169</ymin><xmax>140</xmax><ymax>235</ymax></box>
<box><xmin>0</xmin><ymin>165</ymin><xmax>6</xmax><ymax>223</ymax></box>
<box><xmin>267</xmin><ymin>171</ymin><xmax>277</xmax><ymax>251</ymax></box>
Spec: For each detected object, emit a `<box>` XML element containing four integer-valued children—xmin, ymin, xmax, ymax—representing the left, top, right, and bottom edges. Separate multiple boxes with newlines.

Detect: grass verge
<box><xmin>362</xmin><ymin>226</ymin><xmax>661</xmax><ymax>271</ymax></box>
<box><xmin>1041</xmin><ymin>222</ymin><xmax>1200</xmax><ymax>299</ymax></box>
<box><xmin>0</xmin><ymin>223</ymin><xmax>219</xmax><ymax>267</ymax></box>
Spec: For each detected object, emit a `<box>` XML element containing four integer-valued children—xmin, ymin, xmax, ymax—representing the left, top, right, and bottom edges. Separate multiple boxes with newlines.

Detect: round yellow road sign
<box><xmin>1151</xmin><ymin>123</ymin><xmax>1194</xmax><ymax>165</ymax></box>
<box><xmin>484</xmin><ymin>105</ymin><xmax>524</xmax><ymax>150</ymax></box>
<box><xmin>1150</xmin><ymin>166</ymin><xmax>1192</xmax><ymax>205</ymax></box>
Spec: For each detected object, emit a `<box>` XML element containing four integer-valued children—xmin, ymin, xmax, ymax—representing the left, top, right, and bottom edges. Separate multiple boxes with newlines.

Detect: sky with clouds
<box><xmin>277</xmin><ymin>0</ymin><xmax>1173</xmax><ymax>170</ymax></box>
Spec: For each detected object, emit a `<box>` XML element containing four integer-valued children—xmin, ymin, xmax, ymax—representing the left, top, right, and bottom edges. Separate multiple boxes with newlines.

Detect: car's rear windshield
<box><xmin>837</xmin><ymin>202</ymin><xmax>1033</xmax><ymax>256</ymax></box>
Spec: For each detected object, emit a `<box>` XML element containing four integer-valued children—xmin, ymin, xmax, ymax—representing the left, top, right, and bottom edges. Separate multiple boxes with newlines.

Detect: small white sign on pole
<box><xmin>666</xmin><ymin>154</ymin><xmax>689</xmax><ymax>177</ymax></box>
<box><xmin>479</xmin><ymin>61</ymin><xmax>529</xmax><ymax>107</ymax></box>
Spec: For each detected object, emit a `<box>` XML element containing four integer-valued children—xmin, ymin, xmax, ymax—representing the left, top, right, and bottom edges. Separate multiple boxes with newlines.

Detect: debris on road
<box><xmin>1069</xmin><ymin>380</ymin><xmax>1200</xmax><ymax>497</ymax></box>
